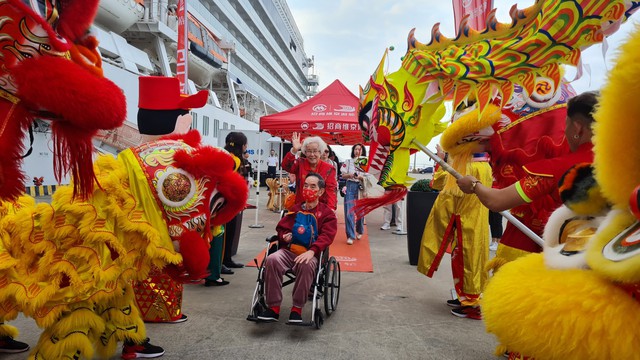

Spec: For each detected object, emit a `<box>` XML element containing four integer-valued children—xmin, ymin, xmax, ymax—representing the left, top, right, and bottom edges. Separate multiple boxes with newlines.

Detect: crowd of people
<box><xmin>214</xmin><ymin>88</ymin><xmax>599</xmax><ymax>328</ymax></box>
<box><xmin>1</xmin><ymin>90</ymin><xmax>599</xmax><ymax>355</ymax></box>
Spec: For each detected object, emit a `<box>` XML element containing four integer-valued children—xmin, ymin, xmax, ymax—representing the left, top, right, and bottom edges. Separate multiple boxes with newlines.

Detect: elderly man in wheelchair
<box><xmin>254</xmin><ymin>172</ymin><xmax>338</xmax><ymax>324</ymax></box>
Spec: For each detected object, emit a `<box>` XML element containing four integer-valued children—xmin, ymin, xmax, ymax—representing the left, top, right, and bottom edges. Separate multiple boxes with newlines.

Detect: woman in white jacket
<box><xmin>340</xmin><ymin>143</ymin><xmax>367</xmax><ymax>244</ymax></box>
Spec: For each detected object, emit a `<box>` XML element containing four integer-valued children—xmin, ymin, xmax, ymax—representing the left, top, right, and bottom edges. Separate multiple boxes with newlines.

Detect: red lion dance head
<box><xmin>126</xmin><ymin>130</ymin><xmax>249</xmax><ymax>280</ymax></box>
<box><xmin>0</xmin><ymin>0</ymin><xmax>126</xmax><ymax>200</ymax></box>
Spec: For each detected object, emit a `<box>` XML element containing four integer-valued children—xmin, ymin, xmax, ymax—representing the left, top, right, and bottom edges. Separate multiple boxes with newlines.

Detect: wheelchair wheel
<box><xmin>323</xmin><ymin>256</ymin><xmax>340</xmax><ymax>316</ymax></box>
<box><xmin>248</xmin><ymin>260</ymin><xmax>268</xmax><ymax>320</ymax></box>
<box><xmin>314</xmin><ymin>308</ymin><xmax>324</xmax><ymax>329</ymax></box>
<box><xmin>251</xmin><ymin>300</ymin><xmax>266</xmax><ymax>318</ymax></box>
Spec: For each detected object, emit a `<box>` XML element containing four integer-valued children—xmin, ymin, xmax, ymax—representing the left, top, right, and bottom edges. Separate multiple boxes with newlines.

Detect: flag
<box><xmin>452</xmin><ymin>0</ymin><xmax>493</xmax><ymax>34</ymax></box>
<box><xmin>176</xmin><ymin>0</ymin><xmax>188</xmax><ymax>94</ymax></box>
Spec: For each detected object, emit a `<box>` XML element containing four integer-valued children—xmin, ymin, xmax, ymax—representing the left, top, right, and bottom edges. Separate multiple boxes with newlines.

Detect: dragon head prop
<box><xmin>355</xmin><ymin>49</ymin><xmax>447</xmax><ymax>217</ymax></box>
<box><xmin>404</xmin><ymin>0</ymin><xmax>636</xmax><ymax>196</ymax></box>
<box><xmin>0</xmin><ymin>0</ymin><xmax>126</xmax><ymax>201</ymax></box>
<box><xmin>357</xmin><ymin>0</ymin><xmax>638</xmax><ymax>216</ymax></box>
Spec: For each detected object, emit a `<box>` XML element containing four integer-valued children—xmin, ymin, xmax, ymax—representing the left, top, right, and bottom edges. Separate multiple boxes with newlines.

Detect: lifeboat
<box><xmin>187</xmin><ymin>13</ymin><xmax>227</xmax><ymax>69</ymax></box>
<box><xmin>95</xmin><ymin>0</ymin><xmax>145</xmax><ymax>34</ymax></box>
<box><xmin>168</xmin><ymin>13</ymin><xmax>228</xmax><ymax>87</ymax></box>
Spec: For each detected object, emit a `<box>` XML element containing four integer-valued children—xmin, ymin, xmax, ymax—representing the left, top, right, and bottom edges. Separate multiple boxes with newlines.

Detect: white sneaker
<box><xmin>347</xmin><ymin>238</ymin><xmax>354</xmax><ymax>245</ymax></box>
<box><xmin>356</xmin><ymin>234</ymin><xmax>362</xmax><ymax>240</ymax></box>
<box><xmin>380</xmin><ymin>224</ymin><xmax>391</xmax><ymax>230</ymax></box>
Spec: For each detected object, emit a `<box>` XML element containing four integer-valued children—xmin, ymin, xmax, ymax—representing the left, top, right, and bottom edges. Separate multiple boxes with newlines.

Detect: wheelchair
<box><xmin>246</xmin><ymin>234</ymin><xmax>341</xmax><ymax>329</ymax></box>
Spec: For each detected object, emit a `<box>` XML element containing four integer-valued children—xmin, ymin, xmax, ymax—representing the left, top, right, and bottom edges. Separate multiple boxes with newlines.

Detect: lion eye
<box><xmin>209</xmin><ymin>189</ymin><xmax>226</xmax><ymax>218</ymax></box>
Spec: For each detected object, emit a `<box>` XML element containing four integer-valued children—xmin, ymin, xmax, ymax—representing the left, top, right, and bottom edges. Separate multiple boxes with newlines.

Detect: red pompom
<box><xmin>167</xmin><ymin>230</ymin><xmax>210</xmax><ymax>282</ymax></box>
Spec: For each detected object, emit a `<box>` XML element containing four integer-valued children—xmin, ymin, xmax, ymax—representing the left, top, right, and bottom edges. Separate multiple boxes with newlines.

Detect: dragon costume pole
<box><xmin>412</xmin><ymin>139</ymin><xmax>544</xmax><ymax>247</ymax></box>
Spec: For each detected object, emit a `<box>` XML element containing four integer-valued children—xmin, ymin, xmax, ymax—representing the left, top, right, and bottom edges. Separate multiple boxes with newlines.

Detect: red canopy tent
<box><xmin>259</xmin><ymin>79</ymin><xmax>365</xmax><ymax>145</ymax></box>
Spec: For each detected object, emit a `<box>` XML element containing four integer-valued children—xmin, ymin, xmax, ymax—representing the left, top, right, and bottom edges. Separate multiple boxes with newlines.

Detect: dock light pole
<box><xmin>248</xmin><ymin>132</ymin><xmax>266</xmax><ymax>228</ymax></box>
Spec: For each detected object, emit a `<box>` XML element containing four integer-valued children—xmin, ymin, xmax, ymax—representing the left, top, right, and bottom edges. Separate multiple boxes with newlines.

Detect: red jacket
<box><xmin>282</xmin><ymin>151</ymin><xmax>337</xmax><ymax>210</ymax></box>
<box><xmin>503</xmin><ymin>142</ymin><xmax>595</xmax><ymax>253</ymax></box>
<box><xmin>276</xmin><ymin>202</ymin><xmax>337</xmax><ymax>256</ymax></box>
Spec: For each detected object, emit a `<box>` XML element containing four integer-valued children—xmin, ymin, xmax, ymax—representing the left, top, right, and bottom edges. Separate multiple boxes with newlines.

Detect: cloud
<box><xmin>289</xmin><ymin>0</ymin><xmax>638</xmax><ymax>96</ymax></box>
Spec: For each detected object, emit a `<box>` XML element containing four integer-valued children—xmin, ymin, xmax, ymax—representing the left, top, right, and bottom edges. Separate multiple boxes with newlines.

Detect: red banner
<box><xmin>452</xmin><ymin>0</ymin><xmax>493</xmax><ymax>34</ymax></box>
<box><xmin>176</xmin><ymin>0</ymin><xmax>188</xmax><ymax>94</ymax></box>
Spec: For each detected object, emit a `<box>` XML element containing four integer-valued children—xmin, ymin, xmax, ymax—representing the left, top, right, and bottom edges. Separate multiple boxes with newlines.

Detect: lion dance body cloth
<box><xmin>0</xmin><ymin>133</ymin><xmax>248</xmax><ymax>359</ymax></box>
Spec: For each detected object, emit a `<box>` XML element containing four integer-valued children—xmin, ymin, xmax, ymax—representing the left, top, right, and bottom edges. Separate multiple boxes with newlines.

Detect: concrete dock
<box><xmin>7</xmin><ymin>188</ymin><xmax>499</xmax><ymax>360</ymax></box>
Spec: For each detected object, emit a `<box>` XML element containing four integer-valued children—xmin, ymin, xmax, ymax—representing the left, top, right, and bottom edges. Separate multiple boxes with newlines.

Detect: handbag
<box><xmin>289</xmin><ymin>212</ymin><xmax>318</xmax><ymax>255</ymax></box>
<box><xmin>359</xmin><ymin>173</ymin><xmax>385</xmax><ymax>198</ymax></box>
<box><xmin>338</xmin><ymin>178</ymin><xmax>347</xmax><ymax>197</ymax></box>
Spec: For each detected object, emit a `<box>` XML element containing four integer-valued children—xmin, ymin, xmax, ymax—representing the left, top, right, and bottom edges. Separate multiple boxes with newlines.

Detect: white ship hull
<box><xmin>21</xmin><ymin>0</ymin><xmax>313</xmax><ymax>189</ymax></box>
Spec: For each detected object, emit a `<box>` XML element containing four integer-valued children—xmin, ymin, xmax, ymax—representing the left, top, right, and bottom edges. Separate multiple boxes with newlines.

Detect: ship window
<box><xmin>223</xmin><ymin>122</ymin><xmax>228</xmax><ymax>130</ymax></box>
<box><xmin>202</xmin><ymin>116</ymin><xmax>209</xmax><ymax>136</ymax></box>
<box><xmin>192</xmin><ymin>113</ymin><xmax>198</xmax><ymax>130</ymax></box>
<box><xmin>230</xmin><ymin>125</ymin><xmax>235</xmax><ymax>130</ymax></box>
<box><xmin>213</xmin><ymin>119</ymin><xmax>219</xmax><ymax>137</ymax></box>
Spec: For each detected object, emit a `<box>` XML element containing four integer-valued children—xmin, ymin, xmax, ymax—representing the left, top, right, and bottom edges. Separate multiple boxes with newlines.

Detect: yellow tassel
<box><xmin>0</xmin><ymin>323</ymin><xmax>19</xmax><ymax>338</ymax></box>
<box><xmin>33</xmin><ymin>331</ymin><xmax>96</xmax><ymax>360</ymax></box>
<box><xmin>494</xmin><ymin>344</ymin><xmax>508</xmax><ymax>357</ymax></box>
<box><xmin>486</xmin><ymin>257</ymin><xmax>508</xmax><ymax>273</ymax></box>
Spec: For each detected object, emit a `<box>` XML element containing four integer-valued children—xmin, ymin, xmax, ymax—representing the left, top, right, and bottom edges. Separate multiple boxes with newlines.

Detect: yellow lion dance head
<box><xmin>482</xmin><ymin>25</ymin><xmax>640</xmax><ymax>360</ymax></box>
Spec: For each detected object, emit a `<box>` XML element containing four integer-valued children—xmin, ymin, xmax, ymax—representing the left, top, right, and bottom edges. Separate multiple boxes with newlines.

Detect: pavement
<box><xmin>8</xmin><ymin>187</ymin><xmax>499</xmax><ymax>360</ymax></box>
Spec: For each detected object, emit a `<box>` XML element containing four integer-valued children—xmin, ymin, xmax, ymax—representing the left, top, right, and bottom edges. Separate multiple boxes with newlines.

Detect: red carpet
<box><xmin>246</xmin><ymin>208</ymin><xmax>373</xmax><ymax>272</ymax></box>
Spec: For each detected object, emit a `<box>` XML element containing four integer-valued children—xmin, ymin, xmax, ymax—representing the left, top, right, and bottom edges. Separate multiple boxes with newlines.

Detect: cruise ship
<box><xmin>22</xmin><ymin>0</ymin><xmax>317</xmax><ymax>189</ymax></box>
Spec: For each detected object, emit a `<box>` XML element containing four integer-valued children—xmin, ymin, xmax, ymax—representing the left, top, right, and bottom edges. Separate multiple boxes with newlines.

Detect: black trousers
<box><xmin>489</xmin><ymin>211</ymin><xmax>503</xmax><ymax>239</ymax></box>
<box><xmin>223</xmin><ymin>212</ymin><xmax>243</xmax><ymax>262</ymax></box>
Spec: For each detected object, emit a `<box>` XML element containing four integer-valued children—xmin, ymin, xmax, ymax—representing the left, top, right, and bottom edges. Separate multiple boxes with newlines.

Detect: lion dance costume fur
<box><xmin>0</xmin><ymin>131</ymin><xmax>248</xmax><ymax>359</ymax></box>
<box><xmin>0</xmin><ymin>1</ymin><xmax>250</xmax><ymax>358</ymax></box>
<box><xmin>482</xmin><ymin>24</ymin><xmax>640</xmax><ymax>360</ymax></box>
<box><xmin>0</xmin><ymin>0</ymin><xmax>127</xmax><ymax>201</ymax></box>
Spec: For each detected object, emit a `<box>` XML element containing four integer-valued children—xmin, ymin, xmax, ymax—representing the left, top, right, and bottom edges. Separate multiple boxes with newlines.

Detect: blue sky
<box><xmin>287</xmin><ymin>0</ymin><xmax>638</xmax><ymax>167</ymax></box>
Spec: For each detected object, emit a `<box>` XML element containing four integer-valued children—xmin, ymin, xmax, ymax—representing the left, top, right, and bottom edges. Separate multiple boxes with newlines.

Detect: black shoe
<box><xmin>257</xmin><ymin>308</ymin><xmax>279</xmax><ymax>322</ymax></box>
<box><xmin>221</xmin><ymin>265</ymin><xmax>234</xmax><ymax>275</ymax></box>
<box><xmin>223</xmin><ymin>260</ymin><xmax>245</xmax><ymax>268</ymax></box>
<box><xmin>122</xmin><ymin>338</ymin><xmax>165</xmax><ymax>359</ymax></box>
<box><xmin>288</xmin><ymin>311</ymin><xmax>302</xmax><ymax>324</ymax></box>
<box><xmin>204</xmin><ymin>278</ymin><xmax>229</xmax><ymax>287</ymax></box>
<box><xmin>0</xmin><ymin>336</ymin><xmax>29</xmax><ymax>353</ymax></box>
<box><xmin>446</xmin><ymin>299</ymin><xmax>461</xmax><ymax>307</ymax></box>
<box><xmin>167</xmin><ymin>314</ymin><xmax>188</xmax><ymax>323</ymax></box>
<box><xmin>450</xmin><ymin>306</ymin><xmax>482</xmax><ymax>320</ymax></box>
